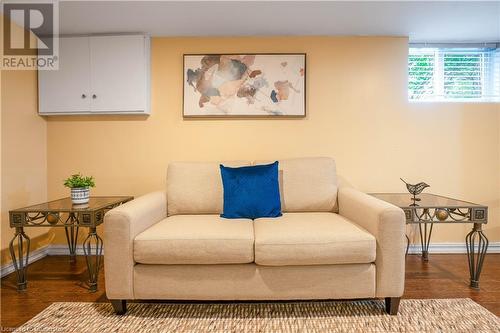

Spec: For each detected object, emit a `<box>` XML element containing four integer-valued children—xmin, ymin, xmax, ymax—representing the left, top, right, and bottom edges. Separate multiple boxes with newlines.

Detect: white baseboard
<box><xmin>0</xmin><ymin>245</ymin><xmax>49</xmax><ymax>278</ymax></box>
<box><xmin>1</xmin><ymin>242</ymin><xmax>499</xmax><ymax>278</ymax></box>
<box><xmin>1</xmin><ymin>244</ymin><xmax>103</xmax><ymax>278</ymax></box>
<box><xmin>47</xmin><ymin>244</ymin><xmax>104</xmax><ymax>256</ymax></box>
<box><xmin>407</xmin><ymin>242</ymin><xmax>500</xmax><ymax>254</ymax></box>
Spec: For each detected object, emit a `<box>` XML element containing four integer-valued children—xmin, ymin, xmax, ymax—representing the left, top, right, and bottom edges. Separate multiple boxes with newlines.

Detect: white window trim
<box><xmin>408</xmin><ymin>43</ymin><xmax>500</xmax><ymax>103</ymax></box>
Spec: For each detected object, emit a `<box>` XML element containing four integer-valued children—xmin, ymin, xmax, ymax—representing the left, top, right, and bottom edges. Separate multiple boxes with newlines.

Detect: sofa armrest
<box><xmin>338</xmin><ymin>187</ymin><xmax>406</xmax><ymax>297</ymax></box>
<box><xmin>104</xmin><ymin>191</ymin><xmax>167</xmax><ymax>299</ymax></box>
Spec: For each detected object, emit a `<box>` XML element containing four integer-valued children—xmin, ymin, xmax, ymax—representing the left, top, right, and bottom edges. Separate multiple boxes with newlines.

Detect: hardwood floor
<box><xmin>1</xmin><ymin>254</ymin><xmax>499</xmax><ymax>329</ymax></box>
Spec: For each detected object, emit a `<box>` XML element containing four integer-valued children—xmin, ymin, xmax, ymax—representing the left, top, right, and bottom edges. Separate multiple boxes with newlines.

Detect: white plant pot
<box><xmin>71</xmin><ymin>187</ymin><xmax>90</xmax><ymax>204</ymax></box>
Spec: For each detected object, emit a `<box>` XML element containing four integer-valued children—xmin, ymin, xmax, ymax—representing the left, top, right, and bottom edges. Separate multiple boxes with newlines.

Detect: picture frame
<box><xmin>183</xmin><ymin>53</ymin><xmax>306</xmax><ymax>118</ymax></box>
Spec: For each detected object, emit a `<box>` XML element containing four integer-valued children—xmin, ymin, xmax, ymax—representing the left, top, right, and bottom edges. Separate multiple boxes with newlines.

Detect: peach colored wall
<box><xmin>45</xmin><ymin>36</ymin><xmax>500</xmax><ymax>245</ymax></box>
<box><xmin>1</xmin><ymin>67</ymin><xmax>50</xmax><ymax>263</ymax></box>
<box><xmin>1</xmin><ymin>17</ymin><xmax>49</xmax><ymax>264</ymax></box>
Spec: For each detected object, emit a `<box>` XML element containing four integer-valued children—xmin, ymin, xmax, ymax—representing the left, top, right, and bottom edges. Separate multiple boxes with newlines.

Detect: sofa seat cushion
<box><xmin>254</xmin><ymin>213</ymin><xmax>376</xmax><ymax>266</ymax></box>
<box><xmin>134</xmin><ymin>215</ymin><xmax>254</xmax><ymax>264</ymax></box>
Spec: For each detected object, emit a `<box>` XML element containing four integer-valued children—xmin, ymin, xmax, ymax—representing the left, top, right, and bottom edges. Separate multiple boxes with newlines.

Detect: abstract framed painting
<box><xmin>183</xmin><ymin>53</ymin><xmax>306</xmax><ymax>118</ymax></box>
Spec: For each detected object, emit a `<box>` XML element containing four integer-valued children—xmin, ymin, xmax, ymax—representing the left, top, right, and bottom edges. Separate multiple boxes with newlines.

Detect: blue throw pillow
<box><xmin>220</xmin><ymin>161</ymin><xmax>282</xmax><ymax>219</ymax></box>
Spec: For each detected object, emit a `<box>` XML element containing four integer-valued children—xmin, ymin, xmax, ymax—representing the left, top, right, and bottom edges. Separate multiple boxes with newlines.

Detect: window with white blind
<box><xmin>408</xmin><ymin>44</ymin><xmax>500</xmax><ymax>102</ymax></box>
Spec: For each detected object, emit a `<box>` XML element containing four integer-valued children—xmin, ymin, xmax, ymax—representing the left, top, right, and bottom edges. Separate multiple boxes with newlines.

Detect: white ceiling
<box><xmin>25</xmin><ymin>1</ymin><xmax>500</xmax><ymax>42</ymax></box>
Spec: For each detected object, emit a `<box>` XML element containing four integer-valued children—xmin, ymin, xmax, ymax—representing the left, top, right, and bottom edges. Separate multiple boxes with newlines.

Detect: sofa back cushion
<box><xmin>167</xmin><ymin>161</ymin><xmax>251</xmax><ymax>215</ymax></box>
<box><xmin>167</xmin><ymin>157</ymin><xmax>337</xmax><ymax>215</ymax></box>
<box><xmin>256</xmin><ymin>157</ymin><xmax>338</xmax><ymax>212</ymax></box>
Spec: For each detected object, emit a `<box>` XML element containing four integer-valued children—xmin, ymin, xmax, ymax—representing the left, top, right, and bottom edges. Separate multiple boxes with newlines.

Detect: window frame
<box><xmin>408</xmin><ymin>44</ymin><xmax>500</xmax><ymax>103</ymax></box>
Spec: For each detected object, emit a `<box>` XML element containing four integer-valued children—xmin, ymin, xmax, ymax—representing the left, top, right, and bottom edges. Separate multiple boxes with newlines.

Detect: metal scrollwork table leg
<box><xmin>466</xmin><ymin>223</ymin><xmax>489</xmax><ymax>289</ymax></box>
<box><xmin>83</xmin><ymin>226</ymin><xmax>103</xmax><ymax>292</ymax></box>
<box><xmin>64</xmin><ymin>213</ymin><xmax>79</xmax><ymax>262</ymax></box>
<box><xmin>9</xmin><ymin>227</ymin><xmax>31</xmax><ymax>291</ymax></box>
<box><xmin>418</xmin><ymin>221</ymin><xmax>433</xmax><ymax>261</ymax></box>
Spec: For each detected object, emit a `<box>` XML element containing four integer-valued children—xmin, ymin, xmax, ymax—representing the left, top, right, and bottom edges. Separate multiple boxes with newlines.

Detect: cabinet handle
<box><xmin>92</xmin><ymin>94</ymin><xmax>97</xmax><ymax>99</ymax></box>
<box><xmin>81</xmin><ymin>94</ymin><xmax>86</xmax><ymax>98</ymax></box>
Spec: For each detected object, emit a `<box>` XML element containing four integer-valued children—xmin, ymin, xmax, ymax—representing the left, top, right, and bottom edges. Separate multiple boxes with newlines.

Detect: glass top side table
<box><xmin>9</xmin><ymin>196</ymin><xmax>133</xmax><ymax>292</ymax></box>
<box><xmin>371</xmin><ymin>193</ymin><xmax>488</xmax><ymax>289</ymax></box>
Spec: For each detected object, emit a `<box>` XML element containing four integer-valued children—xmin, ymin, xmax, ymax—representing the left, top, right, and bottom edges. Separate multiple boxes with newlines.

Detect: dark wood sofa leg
<box><xmin>110</xmin><ymin>300</ymin><xmax>127</xmax><ymax>315</ymax></box>
<box><xmin>385</xmin><ymin>297</ymin><xmax>400</xmax><ymax>315</ymax></box>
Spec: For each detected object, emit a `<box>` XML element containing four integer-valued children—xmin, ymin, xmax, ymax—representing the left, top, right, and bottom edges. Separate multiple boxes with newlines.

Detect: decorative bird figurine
<box><xmin>400</xmin><ymin>178</ymin><xmax>430</xmax><ymax>204</ymax></box>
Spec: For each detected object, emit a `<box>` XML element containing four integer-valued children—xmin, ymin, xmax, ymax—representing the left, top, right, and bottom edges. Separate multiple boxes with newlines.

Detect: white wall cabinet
<box><xmin>38</xmin><ymin>37</ymin><xmax>91</xmax><ymax>114</ymax></box>
<box><xmin>38</xmin><ymin>35</ymin><xmax>150</xmax><ymax>115</ymax></box>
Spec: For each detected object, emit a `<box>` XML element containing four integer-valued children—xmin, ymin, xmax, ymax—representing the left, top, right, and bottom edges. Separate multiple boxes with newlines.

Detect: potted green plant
<box><xmin>64</xmin><ymin>173</ymin><xmax>95</xmax><ymax>204</ymax></box>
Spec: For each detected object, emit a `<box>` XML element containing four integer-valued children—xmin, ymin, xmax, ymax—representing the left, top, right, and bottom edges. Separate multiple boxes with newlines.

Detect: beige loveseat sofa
<box><xmin>104</xmin><ymin>157</ymin><xmax>406</xmax><ymax>315</ymax></box>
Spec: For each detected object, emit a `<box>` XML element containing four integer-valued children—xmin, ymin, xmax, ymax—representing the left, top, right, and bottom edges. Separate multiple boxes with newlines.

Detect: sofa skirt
<box><xmin>133</xmin><ymin>263</ymin><xmax>375</xmax><ymax>300</ymax></box>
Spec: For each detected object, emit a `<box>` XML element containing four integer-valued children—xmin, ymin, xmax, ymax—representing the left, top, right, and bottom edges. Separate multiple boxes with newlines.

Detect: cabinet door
<box><xmin>89</xmin><ymin>35</ymin><xmax>148</xmax><ymax>113</ymax></box>
<box><xmin>38</xmin><ymin>37</ymin><xmax>91</xmax><ymax>114</ymax></box>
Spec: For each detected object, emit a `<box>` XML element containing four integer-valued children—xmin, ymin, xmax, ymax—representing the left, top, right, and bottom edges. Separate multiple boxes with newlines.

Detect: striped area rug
<box><xmin>15</xmin><ymin>298</ymin><xmax>500</xmax><ymax>333</ymax></box>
